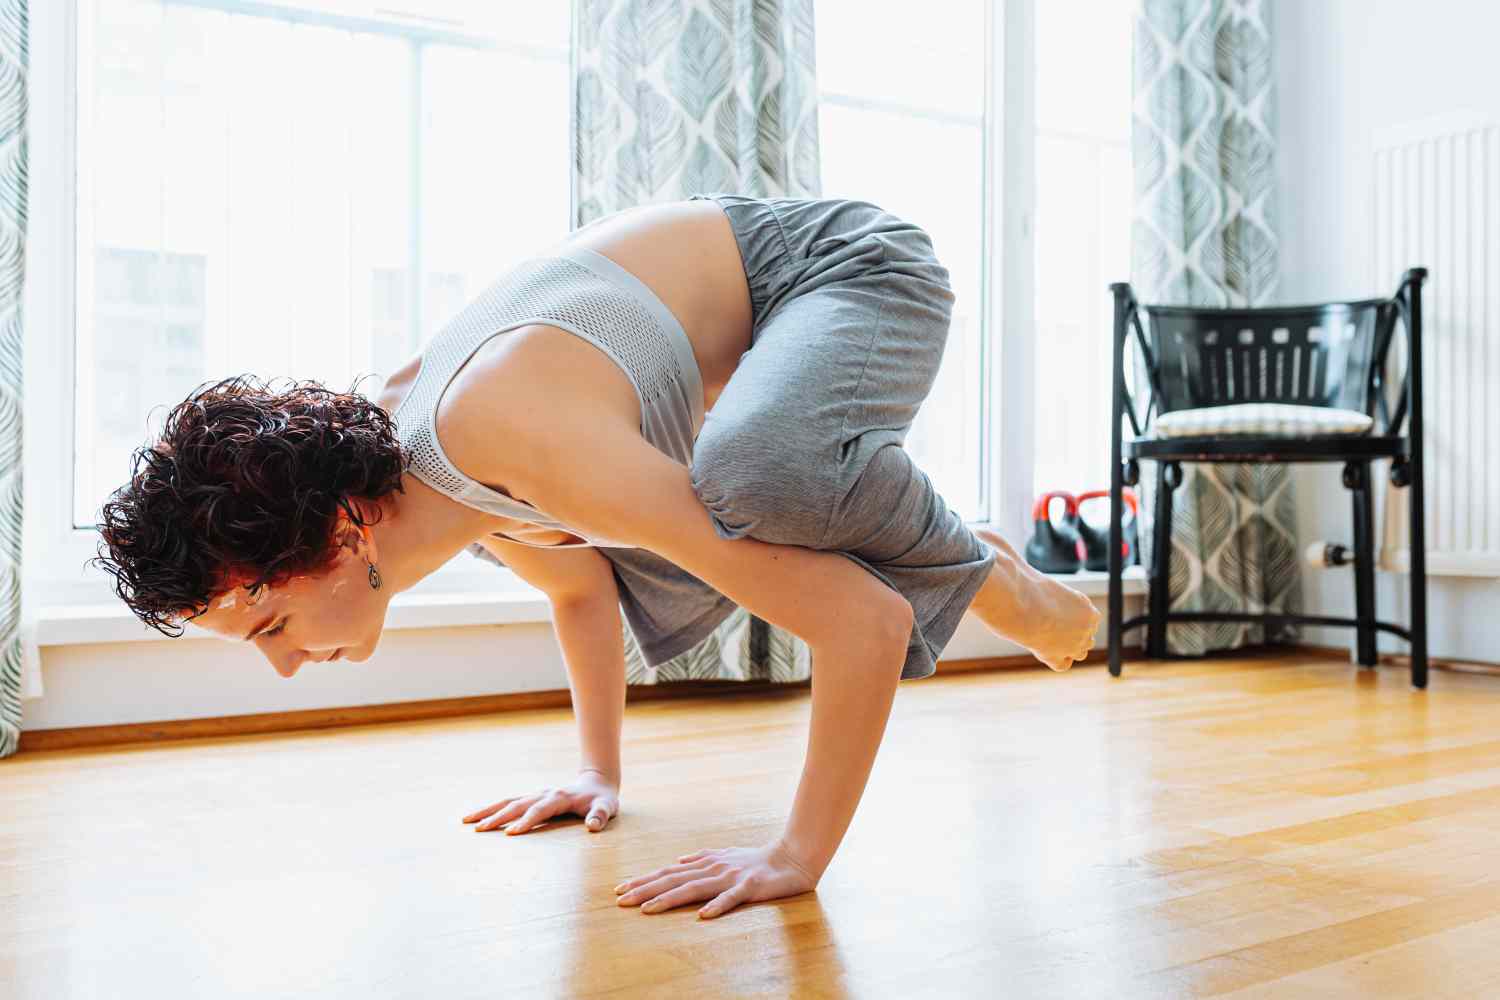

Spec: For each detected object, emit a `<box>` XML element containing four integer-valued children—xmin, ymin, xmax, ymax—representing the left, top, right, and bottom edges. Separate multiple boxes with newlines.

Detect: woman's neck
<box><xmin>369</xmin><ymin>473</ymin><xmax>512</xmax><ymax>593</ymax></box>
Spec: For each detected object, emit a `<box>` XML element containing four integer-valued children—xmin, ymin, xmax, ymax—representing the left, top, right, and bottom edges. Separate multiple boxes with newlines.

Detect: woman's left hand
<box><xmin>614</xmin><ymin>841</ymin><xmax>819</xmax><ymax>919</ymax></box>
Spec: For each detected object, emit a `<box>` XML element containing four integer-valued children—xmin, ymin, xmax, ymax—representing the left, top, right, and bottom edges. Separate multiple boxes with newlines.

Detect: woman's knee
<box><xmin>883</xmin><ymin>591</ymin><xmax>917</xmax><ymax>646</ymax></box>
<box><xmin>689</xmin><ymin>418</ymin><xmax>832</xmax><ymax>545</ymax></box>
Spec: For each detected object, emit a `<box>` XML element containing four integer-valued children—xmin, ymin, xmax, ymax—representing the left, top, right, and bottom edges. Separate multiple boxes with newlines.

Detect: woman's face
<box><xmin>187</xmin><ymin>527</ymin><xmax>390</xmax><ymax>677</ymax></box>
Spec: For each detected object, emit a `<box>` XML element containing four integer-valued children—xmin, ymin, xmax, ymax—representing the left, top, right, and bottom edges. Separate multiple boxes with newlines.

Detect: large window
<box><xmin>1031</xmin><ymin>0</ymin><xmax>1132</xmax><ymax>499</ymax></box>
<box><xmin>75</xmin><ymin>0</ymin><xmax>570</xmax><ymax>528</ymax></box>
<box><xmin>815</xmin><ymin>0</ymin><xmax>988</xmax><ymax>523</ymax></box>
<box><xmin>816</xmin><ymin>0</ymin><xmax>1132</xmax><ymax>528</ymax></box>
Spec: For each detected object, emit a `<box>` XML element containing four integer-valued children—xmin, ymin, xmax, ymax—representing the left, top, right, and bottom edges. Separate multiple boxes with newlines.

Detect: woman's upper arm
<box><xmin>472</xmin><ymin>533</ymin><xmax>618</xmax><ymax>604</ymax></box>
<box><xmin>503</xmin><ymin>418</ymin><xmax>910</xmax><ymax>651</ymax></box>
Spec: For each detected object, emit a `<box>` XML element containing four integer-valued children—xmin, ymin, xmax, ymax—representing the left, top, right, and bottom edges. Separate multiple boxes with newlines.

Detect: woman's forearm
<box><xmin>549</xmin><ymin>593</ymin><xmax>628</xmax><ymax>785</ymax></box>
<box><xmin>776</xmin><ymin>628</ymin><xmax>909</xmax><ymax>880</ymax></box>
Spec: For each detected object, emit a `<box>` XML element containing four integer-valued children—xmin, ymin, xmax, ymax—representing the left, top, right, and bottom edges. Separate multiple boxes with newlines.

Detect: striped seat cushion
<box><xmin>1154</xmin><ymin>403</ymin><xmax>1374</xmax><ymax>439</ymax></box>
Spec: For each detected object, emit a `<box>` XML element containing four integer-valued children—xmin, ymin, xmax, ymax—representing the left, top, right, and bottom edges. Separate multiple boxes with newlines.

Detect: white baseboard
<box><xmin>21</xmin><ymin>579</ymin><xmax>1146</xmax><ymax>732</ymax></box>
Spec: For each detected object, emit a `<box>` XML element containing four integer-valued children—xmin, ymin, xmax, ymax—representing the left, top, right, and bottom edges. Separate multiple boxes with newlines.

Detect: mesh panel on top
<box><xmin>392</xmin><ymin>256</ymin><xmax>683</xmax><ymax>504</ymax></box>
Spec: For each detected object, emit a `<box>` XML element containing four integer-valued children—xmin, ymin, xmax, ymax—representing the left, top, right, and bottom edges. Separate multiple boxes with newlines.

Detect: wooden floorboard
<box><xmin>4</xmin><ymin>655</ymin><xmax>1499</xmax><ymax>999</ymax></box>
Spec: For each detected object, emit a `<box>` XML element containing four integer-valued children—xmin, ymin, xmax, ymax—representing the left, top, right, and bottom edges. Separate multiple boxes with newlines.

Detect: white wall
<box><xmin>22</xmin><ymin>597</ymin><xmax>1138</xmax><ymax>732</ymax></box>
<box><xmin>1276</xmin><ymin>0</ymin><xmax>1500</xmax><ymax>662</ymax></box>
<box><xmin>21</xmin><ymin>623</ymin><xmax>566</xmax><ymax>731</ymax></box>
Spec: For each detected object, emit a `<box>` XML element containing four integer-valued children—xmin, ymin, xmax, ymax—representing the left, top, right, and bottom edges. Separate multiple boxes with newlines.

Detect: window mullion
<box><xmin>27</xmin><ymin>0</ymin><xmax>93</xmax><ymax>594</ymax></box>
<box><xmin>989</xmin><ymin>0</ymin><xmax>1037</xmax><ymax>542</ymax></box>
<box><xmin>407</xmin><ymin>40</ymin><xmax>424</xmax><ymax>356</ymax></box>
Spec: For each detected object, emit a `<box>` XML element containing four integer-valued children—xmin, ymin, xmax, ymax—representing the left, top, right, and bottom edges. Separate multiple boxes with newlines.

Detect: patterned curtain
<box><xmin>573</xmin><ymin>0</ymin><xmax>820</xmax><ymax>220</ymax></box>
<box><xmin>571</xmin><ymin>0</ymin><xmax>821</xmax><ymax>683</ymax></box>
<box><xmin>0</xmin><ymin>0</ymin><xmax>27</xmax><ymax>757</ymax></box>
<box><xmin>1131</xmin><ymin>0</ymin><xmax>1301</xmax><ymax>655</ymax></box>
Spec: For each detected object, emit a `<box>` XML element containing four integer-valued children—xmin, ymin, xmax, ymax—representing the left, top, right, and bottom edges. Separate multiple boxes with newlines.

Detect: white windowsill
<box><xmin>1064</xmin><ymin>567</ymin><xmax>1148</xmax><ymax>595</ymax></box>
<box><xmin>34</xmin><ymin>589</ymin><xmax>554</xmax><ymax>647</ymax></box>
<box><xmin>32</xmin><ymin>567</ymin><xmax>1148</xmax><ymax>648</ymax></box>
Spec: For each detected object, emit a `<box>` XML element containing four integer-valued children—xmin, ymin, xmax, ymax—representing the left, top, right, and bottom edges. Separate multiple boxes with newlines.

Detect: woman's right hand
<box><xmin>462</xmin><ymin>768</ymin><xmax>621</xmax><ymax>835</ymax></box>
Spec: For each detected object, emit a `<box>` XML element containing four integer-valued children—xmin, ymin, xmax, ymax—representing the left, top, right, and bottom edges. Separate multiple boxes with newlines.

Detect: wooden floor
<box><xmin>5</xmin><ymin>655</ymin><xmax>1500</xmax><ymax>999</ymax></box>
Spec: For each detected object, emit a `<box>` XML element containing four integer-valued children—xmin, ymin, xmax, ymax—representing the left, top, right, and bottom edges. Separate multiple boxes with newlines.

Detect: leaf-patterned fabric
<box><xmin>573</xmin><ymin>0</ymin><xmax>821</xmax><ymax>683</ymax></box>
<box><xmin>0</xmin><ymin>0</ymin><xmax>26</xmax><ymax>758</ymax></box>
<box><xmin>1131</xmin><ymin>0</ymin><xmax>1302</xmax><ymax>655</ymax></box>
<box><xmin>573</xmin><ymin>0</ymin><xmax>821</xmax><ymax>221</ymax></box>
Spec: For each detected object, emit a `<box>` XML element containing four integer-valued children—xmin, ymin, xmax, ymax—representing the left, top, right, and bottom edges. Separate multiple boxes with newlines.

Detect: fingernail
<box><xmin>641</xmin><ymin>902</ymin><xmax>658</xmax><ymax>913</ymax></box>
<box><xmin>613</xmin><ymin>884</ymin><xmax>625</xmax><ymax>894</ymax></box>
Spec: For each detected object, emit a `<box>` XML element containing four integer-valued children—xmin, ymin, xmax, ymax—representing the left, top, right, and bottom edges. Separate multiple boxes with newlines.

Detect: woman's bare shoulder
<box><xmin>373</xmin><ymin>350</ymin><xmax>423</xmax><ymax>415</ymax></box>
<box><xmin>436</xmin><ymin>324</ymin><xmax>645</xmax><ymax>504</ymax></box>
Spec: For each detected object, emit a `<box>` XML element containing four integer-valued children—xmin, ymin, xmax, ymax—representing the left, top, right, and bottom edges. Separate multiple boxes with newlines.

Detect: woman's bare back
<box><xmin>375</xmin><ymin>199</ymin><xmax>754</xmax><ymax>545</ymax></box>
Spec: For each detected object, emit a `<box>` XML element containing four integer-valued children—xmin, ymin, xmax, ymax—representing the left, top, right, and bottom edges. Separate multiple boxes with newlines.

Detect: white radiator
<box><xmin>1373</xmin><ymin>114</ymin><xmax>1500</xmax><ymax>577</ymax></box>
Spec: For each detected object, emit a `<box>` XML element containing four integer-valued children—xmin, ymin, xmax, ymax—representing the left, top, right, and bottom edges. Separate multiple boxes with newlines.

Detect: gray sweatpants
<box><xmin>466</xmin><ymin>195</ymin><xmax>998</xmax><ymax>680</ymax></box>
<box><xmin>683</xmin><ymin>194</ymin><xmax>997</xmax><ymax>679</ymax></box>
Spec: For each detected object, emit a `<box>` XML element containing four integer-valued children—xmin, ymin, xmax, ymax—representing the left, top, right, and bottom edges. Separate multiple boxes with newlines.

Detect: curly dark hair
<box><xmin>90</xmin><ymin>374</ymin><xmax>411</xmax><ymax>637</ymax></box>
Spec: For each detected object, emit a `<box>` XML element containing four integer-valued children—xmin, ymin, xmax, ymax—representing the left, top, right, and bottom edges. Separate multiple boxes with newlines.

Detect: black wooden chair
<box><xmin>1106</xmin><ymin>268</ymin><xmax>1430</xmax><ymax>688</ymax></box>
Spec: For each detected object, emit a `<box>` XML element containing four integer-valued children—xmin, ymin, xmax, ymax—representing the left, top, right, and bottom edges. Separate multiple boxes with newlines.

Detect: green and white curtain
<box><xmin>572</xmin><ymin>0</ymin><xmax>821</xmax><ymax>222</ymax></box>
<box><xmin>572</xmin><ymin>0</ymin><xmax>820</xmax><ymax>683</ymax></box>
<box><xmin>1</xmin><ymin>0</ymin><xmax>29</xmax><ymax>758</ymax></box>
<box><xmin>1132</xmin><ymin>0</ymin><xmax>1301</xmax><ymax>654</ymax></box>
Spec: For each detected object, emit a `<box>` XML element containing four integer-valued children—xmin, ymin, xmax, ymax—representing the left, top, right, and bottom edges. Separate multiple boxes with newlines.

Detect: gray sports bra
<box><xmin>389</xmin><ymin>245</ymin><xmax>705</xmax><ymax>550</ymax></box>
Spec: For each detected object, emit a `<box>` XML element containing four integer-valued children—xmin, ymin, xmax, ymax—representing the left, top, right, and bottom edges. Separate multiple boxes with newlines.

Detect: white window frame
<box><xmin>25</xmin><ymin>0</ymin><xmax>88</xmax><ymax>609</ymax></box>
<box><xmin>25</xmin><ymin>1</ymin><xmax>560</xmax><ymax>612</ymax></box>
<box><xmin>989</xmin><ymin>0</ymin><xmax>1038</xmax><ymax>546</ymax></box>
<box><xmin>25</xmin><ymin>0</ymin><xmax>1044</xmax><ymax>622</ymax></box>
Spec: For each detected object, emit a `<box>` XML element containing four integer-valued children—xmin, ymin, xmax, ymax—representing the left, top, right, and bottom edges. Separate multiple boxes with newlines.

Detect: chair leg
<box><xmin>1405</xmin><ymin>271</ymin><xmax>1429</xmax><ymax>690</ymax></box>
<box><xmin>1408</xmin><ymin>460</ymin><xmax>1429</xmax><ymax>690</ymax></box>
<box><xmin>1350</xmin><ymin>461</ymin><xmax>1378</xmax><ymax>667</ymax></box>
<box><xmin>1147</xmin><ymin>462</ymin><xmax>1177</xmax><ymax>659</ymax></box>
<box><xmin>1109</xmin><ymin>460</ymin><xmax>1124</xmax><ymax>677</ymax></box>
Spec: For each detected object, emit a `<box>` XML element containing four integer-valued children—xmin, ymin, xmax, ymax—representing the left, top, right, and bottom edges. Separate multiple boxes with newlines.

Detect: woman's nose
<box><xmin>273</xmin><ymin>653</ymin><xmax>304</xmax><ymax>679</ymax></box>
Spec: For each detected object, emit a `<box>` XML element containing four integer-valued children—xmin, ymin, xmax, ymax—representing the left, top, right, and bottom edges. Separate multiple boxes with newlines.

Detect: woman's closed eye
<box><xmin>263</xmin><ymin>620</ymin><xmax>286</xmax><ymax>638</ymax></box>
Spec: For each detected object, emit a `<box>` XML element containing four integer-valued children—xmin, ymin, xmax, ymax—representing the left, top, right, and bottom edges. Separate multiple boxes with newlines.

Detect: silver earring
<box><xmin>366</xmin><ymin>558</ymin><xmax>382</xmax><ymax>590</ymax></box>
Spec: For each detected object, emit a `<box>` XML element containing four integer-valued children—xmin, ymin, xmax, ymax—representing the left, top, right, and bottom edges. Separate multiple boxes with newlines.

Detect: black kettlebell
<box><xmin>1024</xmin><ymin>491</ymin><xmax>1084</xmax><ymax>574</ymax></box>
<box><xmin>1075</xmin><ymin>489</ymin><xmax>1139</xmax><ymax>572</ymax></box>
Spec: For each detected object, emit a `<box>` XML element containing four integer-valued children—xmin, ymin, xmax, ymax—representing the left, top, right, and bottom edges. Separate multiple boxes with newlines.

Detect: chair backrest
<box><xmin>1141</xmin><ymin>301</ymin><xmax>1395</xmax><ymax>416</ymax></box>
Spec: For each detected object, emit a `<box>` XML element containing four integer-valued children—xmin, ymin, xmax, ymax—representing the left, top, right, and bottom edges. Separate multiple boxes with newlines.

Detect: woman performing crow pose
<box><xmin>95</xmin><ymin>194</ymin><xmax>1100</xmax><ymax>920</ymax></box>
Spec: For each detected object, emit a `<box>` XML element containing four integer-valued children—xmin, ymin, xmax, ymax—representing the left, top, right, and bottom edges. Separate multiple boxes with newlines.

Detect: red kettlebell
<box><xmin>1024</xmin><ymin>491</ymin><xmax>1085</xmax><ymax>574</ymax></box>
<box><xmin>1075</xmin><ymin>489</ymin><xmax>1140</xmax><ymax>572</ymax></box>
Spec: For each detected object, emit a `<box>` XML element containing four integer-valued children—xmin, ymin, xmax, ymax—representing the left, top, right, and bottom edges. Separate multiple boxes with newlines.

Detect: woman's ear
<box><xmin>349</xmin><ymin>505</ymin><xmax>380</xmax><ymax>565</ymax></box>
<box><xmin>356</xmin><ymin>520</ymin><xmax>377</xmax><ymax>564</ymax></box>
<box><xmin>332</xmin><ymin>504</ymin><xmax>375</xmax><ymax>563</ymax></box>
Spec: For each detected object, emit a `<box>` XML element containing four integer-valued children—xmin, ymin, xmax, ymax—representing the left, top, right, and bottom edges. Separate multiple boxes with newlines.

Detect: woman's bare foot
<box><xmin>967</xmin><ymin>526</ymin><xmax>1102</xmax><ymax>671</ymax></box>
